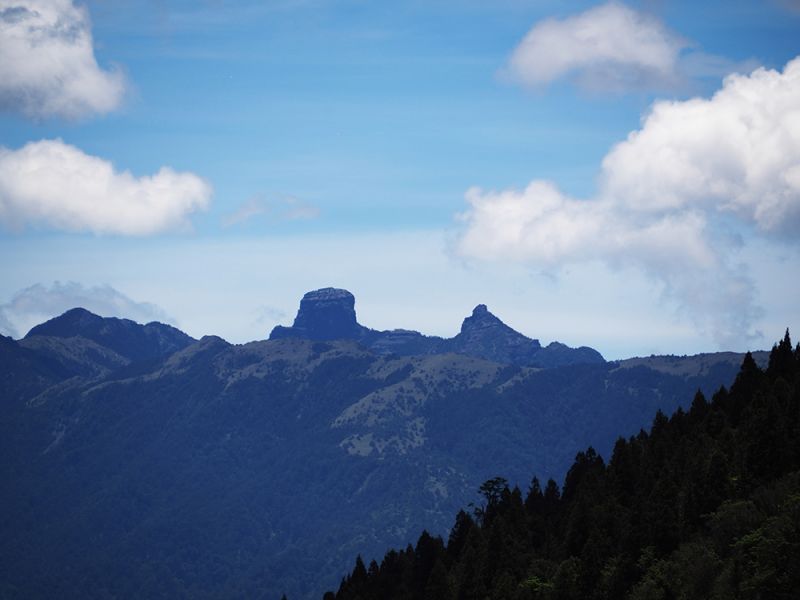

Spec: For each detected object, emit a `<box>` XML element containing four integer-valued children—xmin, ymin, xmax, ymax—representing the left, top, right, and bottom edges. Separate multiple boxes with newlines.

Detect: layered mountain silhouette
<box><xmin>270</xmin><ymin>287</ymin><xmax>604</xmax><ymax>367</ymax></box>
<box><xmin>0</xmin><ymin>291</ymin><xmax>767</xmax><ymax>599</ymax></box>
<box><xmin>26</xmin><ymin>307</ymin><xmax>195</xmax><ymax>362</ymax></box>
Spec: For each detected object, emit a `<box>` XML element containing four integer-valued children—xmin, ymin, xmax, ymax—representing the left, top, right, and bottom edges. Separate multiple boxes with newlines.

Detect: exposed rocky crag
<box><xmin>270</xmin><ymin>287</ymin><xmax>604</xmax><ymax>368</ymax></box>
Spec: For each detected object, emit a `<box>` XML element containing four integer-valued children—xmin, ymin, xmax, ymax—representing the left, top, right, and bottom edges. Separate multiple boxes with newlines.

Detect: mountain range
<box><xmin>269</xmin><ymin>287</ymin><xmax>604</xmax><ymax>368</ymax></box>
<box><xmin>0</xmin><ymin>289</ymin><xmax>767</xmax><ymax>599</ymax></box>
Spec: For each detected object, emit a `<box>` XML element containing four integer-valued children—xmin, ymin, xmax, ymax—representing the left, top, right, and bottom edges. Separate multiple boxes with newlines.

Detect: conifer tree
<box><xmin>326</xmin><ymin>332</ymin><xmax>800</xmax><ymax>600</ymax></box>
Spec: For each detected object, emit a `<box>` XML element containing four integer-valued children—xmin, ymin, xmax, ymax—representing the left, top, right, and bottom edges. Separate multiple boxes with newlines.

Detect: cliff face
<box><xmin>270</xmin><ymin>288</ymin><xmax>366</xmax><ymax>341</ymax></box>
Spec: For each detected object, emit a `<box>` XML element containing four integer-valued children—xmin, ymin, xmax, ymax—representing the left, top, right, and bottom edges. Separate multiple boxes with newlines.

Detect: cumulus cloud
<box><xmin>601</xmin><ymin>59</ymin><xmax>800</xmax><ymax>235</ymax></box>
<box><xmin>221</xmin><ymin>194</ymin><xmax>319</xmax><ymax>228</ymax></box>
<box><xmin>0</xmin><ymin>0</ymin><xmax>126</xmax><ymax>119</ymax></box>
<box><xmin>457</xmin><ymin>182</ymin><xmax>714</xmax><ymax>270</ymax></box>
<box><xmin>458</xmin><ymin>57</ymin><xmax>800</xmax><ymax>347</ymax></box>
<box><xmin>0</xmin><ymin>139</ymin><xmax>212</xmax><ymax>235</ymax></box>
<box><xmin>504</xmin><ymin>2</ymin><xmax>744</xmax><ymax>93</ymax></box>
<box><xmin>0</xmin><ymin>281</ymin><xmax>174</xmax><ymax>338</ymax></box>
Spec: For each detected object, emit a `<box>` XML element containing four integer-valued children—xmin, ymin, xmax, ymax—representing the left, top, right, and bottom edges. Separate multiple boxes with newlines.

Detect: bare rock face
<box><xmin>270</xmin><ymin>288</ymin><xmax>366</xmax><ymax>341</ymax></box>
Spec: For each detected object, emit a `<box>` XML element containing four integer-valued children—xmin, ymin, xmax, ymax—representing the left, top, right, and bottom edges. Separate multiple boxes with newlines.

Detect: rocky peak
<box><xmin>270</xmin><ymin>287</ymin><xmax>366</xmax><ymax>341</ymax></box>
<box><xmin>460</xmin><ymin>304</ymin><xmax>508</xmax><ymax>333</ymax></box>
<box><xmin>269</xmin><ymin>289</ymin><xmax>604</xmax><ymax>367</ymax></box>
<box><xmin>452</xmin><ymin>304</ymin><xmax>542</xmax><ymax>364</ymax></box>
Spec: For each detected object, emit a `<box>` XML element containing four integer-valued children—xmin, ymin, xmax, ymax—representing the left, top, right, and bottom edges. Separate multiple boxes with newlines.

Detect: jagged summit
<box><xmin>270</xmin><ymin>289</ymin><xmax>604</xmax><ymax>367</ymax></box>
<box><xmin>462</xmin><ymin>304</ymin><xmax>499</xmax><ymax>329</ymax></box>
<box><xmin>452</xmin><ymin>304</ymin><xmax>543</xmax><ymax>365</ymax></box>
<box><xmin>461</xmin><ymin>304</ymin><xmax>538</xmax><ymax>340</ymax></box>
<box><xmin>472</xmin><ymin>303</ymin><xmax>488</xmax><ymax>316</ymax></box>
<box><xmin>26</xmin><ymin>308</ymin><xmax>195</xmax><ymax>362</ymax></box>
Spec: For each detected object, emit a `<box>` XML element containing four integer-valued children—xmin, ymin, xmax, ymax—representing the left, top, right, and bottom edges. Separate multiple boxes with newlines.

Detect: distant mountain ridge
<box><xmin>0</xmin><ymin>292</ymin><xmax>770</xmax><ymax>599</ymax></box>
<box><xmin>25</xmin><ymin>307</ymin><xmax>195</xmax><ymax>362</ymax></box>
<box><xmin>270</xmin><ymin>287</ymin><xmax>604</xmax><ymax>367</ymax></box>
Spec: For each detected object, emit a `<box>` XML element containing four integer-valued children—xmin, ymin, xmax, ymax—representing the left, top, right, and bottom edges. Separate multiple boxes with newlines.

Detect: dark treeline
<box><xmin>325</xmin><ymin>331</ymin><xmax>800</xmax><ymax>600</ymax></box>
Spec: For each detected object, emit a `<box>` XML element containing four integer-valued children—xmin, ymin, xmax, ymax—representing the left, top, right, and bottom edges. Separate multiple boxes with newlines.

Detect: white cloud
<box><xmin>0</xmin><ymin>0</ymin><xmax>126</xmax><ymax>119</ymax></box>
<box><xmin>0</xmin><ymin>139</ymin><xmax>212</xmax><ymax>235</ymax></box>
<box><xmin>0</xmin><ymin>281</ymin><xmax>174</xmax><ymax>338</ymax></box>
<box><xmin>458</xmin><ymin>56</ymin><xmax>800</xmax><ymax>347</ymax></box>
<box><xmin>503</xmin><ymin>2</ymin><xmax>747</xmax><ymax>93</ymax></box>
<box><xmin>457</xmin><ymin>182</ymin><xmax>715</xmax><ymax>269</ymax></box>
<box><xmin>505</xmin><ymin>2</ymin><xmax>685</xmax><ymax>91</ymax></box>
<box><xmin>602</xmin><ymin>59</ymin><xmax>800</xmax><ymax>235</ymax></box>
<box><xmin>0</xmin><ymin>308</ymin><xmax>16</xmax><ymax>338</ymax></box>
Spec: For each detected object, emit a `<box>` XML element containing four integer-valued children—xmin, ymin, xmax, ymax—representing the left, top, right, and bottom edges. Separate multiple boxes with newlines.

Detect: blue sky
<box><xmin>1</xmin><ymin>0</ymin><xmax>799</xmax><ymax>358</ymax></box>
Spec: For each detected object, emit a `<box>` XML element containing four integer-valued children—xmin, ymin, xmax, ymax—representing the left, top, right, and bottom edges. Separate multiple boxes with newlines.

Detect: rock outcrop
<box><xmin>270</xmin><ymin>288</ymin><xmax>366</xmax><ymax>341</ymax></box>
<box><xmin>449</xmin><ymin>304</ymin><xmax>542</xmax><ymax>365</ymax></box>
<box><xmin>269</xmin><ymin>288</ymin><xmax>605</xmax><ymax>367</ymax></box>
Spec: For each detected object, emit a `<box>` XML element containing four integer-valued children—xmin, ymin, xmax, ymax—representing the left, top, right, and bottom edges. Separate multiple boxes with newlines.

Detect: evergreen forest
<box><xmin>326</xmin><ymin>331</ymin><xmax>800</xmax><ymax>600</ymax></box>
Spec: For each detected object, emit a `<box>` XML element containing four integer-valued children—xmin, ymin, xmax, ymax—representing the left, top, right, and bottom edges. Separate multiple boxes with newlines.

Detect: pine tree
<box><xmin>325</xmin><ymin>331</ymin><xmax>800</xmax><ymax>600</ymax></box>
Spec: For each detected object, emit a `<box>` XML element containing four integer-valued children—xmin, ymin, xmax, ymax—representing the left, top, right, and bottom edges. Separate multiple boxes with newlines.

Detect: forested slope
<box><xmin>328</xmin><ymin>332</ymin><xmax>800</xmax><ymax>600</ymax></box>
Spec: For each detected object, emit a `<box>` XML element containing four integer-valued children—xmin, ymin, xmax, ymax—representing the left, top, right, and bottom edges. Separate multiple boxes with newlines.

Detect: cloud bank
<box><xmin>458</xmin><ymin>57</ymin><xmax>800</xmax><ymax>346</ymax></box>
<box><xmin>0</xmin><ymin>0</ymin><xmax>126</xmax><ymax>119</ymax></box>
<box><xmin>0</xmin><ymin>281</ymin><xmax>174</xmax><ymax>338</ymax></box>
<box><xmin>504</xmin><ymin>2</ymin><xmax>745</xmax><ymax>93</ymax></box>
<box><xmin>0</xmin><ymin>139</ymin><xmax>212</xmax><ymax>235</ymax></box>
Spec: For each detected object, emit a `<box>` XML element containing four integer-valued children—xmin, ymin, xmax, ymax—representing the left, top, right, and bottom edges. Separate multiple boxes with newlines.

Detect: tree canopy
<box><xmin>327</xmin><ymin>335</ymin><xmax>800</xmax><ymax>599</ymax></box>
